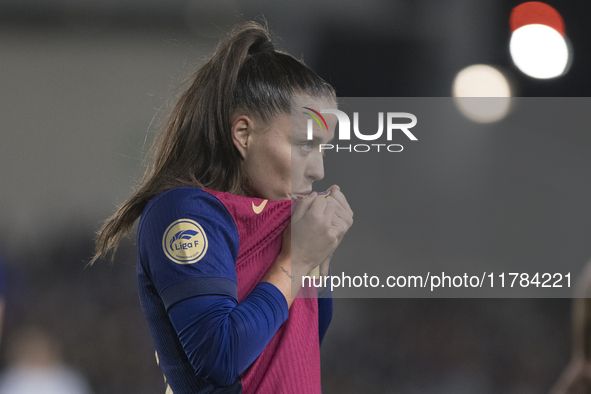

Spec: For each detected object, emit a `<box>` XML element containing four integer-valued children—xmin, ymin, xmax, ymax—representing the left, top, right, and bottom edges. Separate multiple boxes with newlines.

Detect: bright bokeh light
<box><xmin>452</xmin><ymin>64</ymin><xmax>512</xmax><ymax>123</ymax></box>
<box><xmin>453</xmin><ymin>65</ymin><xmax>511</xmax><ymax>97</ymax></box>
<box><xmin>510</xmin><ymin>24</ymin><xmax>569</xmax><ymax>79</ymax></box>
<box><xmin>510</xmin><ymin>2</ymin><xmax>565</xmax><ymax>36</ymax></box>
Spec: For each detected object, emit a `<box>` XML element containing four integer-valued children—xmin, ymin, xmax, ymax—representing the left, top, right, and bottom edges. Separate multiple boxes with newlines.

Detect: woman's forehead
<box><xmin>291</xmin><ymin>97</ymin><xmax>337</xmax><ymax>126</ymax></box>
<box><xmin>255</xmin><ymin>97</ymin><xmax>336</xmax><ymax>142</ymax></box>
<box><xmin>290</xmin><ymin>117</ymin><xmax>335</xmax><ymax>143</ymax></box>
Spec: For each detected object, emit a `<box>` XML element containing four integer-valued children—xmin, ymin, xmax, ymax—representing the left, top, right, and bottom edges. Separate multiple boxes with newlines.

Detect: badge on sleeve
<box><xmin>162</xmin><ymin>219</ymin><xmax>208</xmax><ymax>264</ymax></box>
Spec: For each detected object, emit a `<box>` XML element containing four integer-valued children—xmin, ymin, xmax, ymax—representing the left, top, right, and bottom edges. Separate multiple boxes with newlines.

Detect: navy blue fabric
<box><xmin>139</xmin><ymin>187</ymin><xmax>240</xmax><ymax>295</ymax></box>
<box><xmin>161</xmin><ymin>276</ymin><xmax>238</xmax><ymax>310</ymax></box>
<box><xmin>168</xmin><ymin>282</ymin><xmax>289</xmax><ymax>387</ymax></box>
<box><xmin>137</xmin><ymin>187</ymin><xmax>289</xmax><ymax>392</ymax></box>
<box><xmin>317</xmin><ymin>265</ymin><xmax>333</xmax><ymax>347</ymax></box>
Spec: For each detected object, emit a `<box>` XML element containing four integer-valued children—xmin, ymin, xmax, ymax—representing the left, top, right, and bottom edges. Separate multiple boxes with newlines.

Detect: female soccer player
<box><xmin>91</xmin><ymin>21</ymin><xmax>353</xmax><ymax>394</ymax></box>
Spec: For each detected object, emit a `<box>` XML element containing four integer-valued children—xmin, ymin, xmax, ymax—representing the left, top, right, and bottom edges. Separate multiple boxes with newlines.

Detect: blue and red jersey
<box><xmin>136</xmin><ymin>186</ymin><xmax>332</xmax><ymax>393</ymax></box>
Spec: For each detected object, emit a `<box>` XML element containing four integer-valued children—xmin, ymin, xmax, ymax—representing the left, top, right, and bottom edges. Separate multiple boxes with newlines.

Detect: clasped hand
<box><xmin>281</xmin><ymin>185</ymin><xmax>353</xmax><ymax>277</ymax></box>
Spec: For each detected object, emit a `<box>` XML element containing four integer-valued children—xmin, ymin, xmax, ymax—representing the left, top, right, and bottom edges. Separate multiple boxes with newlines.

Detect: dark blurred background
<box><xmin>0</xmin><ymin>0</ymin><xmax>588</xmax><ymax>393</ymax></box>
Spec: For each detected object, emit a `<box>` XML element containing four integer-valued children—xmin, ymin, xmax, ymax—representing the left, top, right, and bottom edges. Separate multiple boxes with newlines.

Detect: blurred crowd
<box><xmin>0</xmin><ymin>226</ymin><xmax>572</xmax><ymax>394</ymax></box>
<box><xmin>0</xmin><ymin>326</ymin><xmax>92</xmax><ymax>394</ymax></box>
<box><xmin>0</xmin><ymin>231</ymin><xmax>163</xmax><ymax>394</ymax></box>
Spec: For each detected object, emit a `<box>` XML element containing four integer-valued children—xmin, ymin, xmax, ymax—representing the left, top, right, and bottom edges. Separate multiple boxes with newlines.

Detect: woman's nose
<box><xmin>306</xmin><ymin>154</ymin><xmax>324</xmax><ymax>181</ymax></box>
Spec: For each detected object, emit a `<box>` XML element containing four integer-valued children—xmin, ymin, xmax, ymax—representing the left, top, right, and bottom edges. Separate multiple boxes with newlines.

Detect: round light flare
<box><xmin>510</xmin><ymin>2</ymin><xmax>565</xmax><ymax>36</ymax></box>
<box><xmin>452</xmin><ymin>64</ymin><xmax>512</xmax><ymax>124</ymax></box>
<box><xmin>510</xmin><ymin>24</ymin><xmax>568</xmax><ymax>79</ymax></box>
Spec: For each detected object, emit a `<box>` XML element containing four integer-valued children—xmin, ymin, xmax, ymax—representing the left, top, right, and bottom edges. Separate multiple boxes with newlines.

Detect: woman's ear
<box><xmin>231</xmin><ymin>115</ymin><xmax>252</xmax><ymax>159</ymax></box>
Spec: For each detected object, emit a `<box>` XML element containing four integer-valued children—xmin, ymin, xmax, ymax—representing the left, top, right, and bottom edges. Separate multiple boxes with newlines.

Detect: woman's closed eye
<box><xmin>299</xmin><ymin>141</ymin><xmax>313</xmax><ymax>151</ymax></box>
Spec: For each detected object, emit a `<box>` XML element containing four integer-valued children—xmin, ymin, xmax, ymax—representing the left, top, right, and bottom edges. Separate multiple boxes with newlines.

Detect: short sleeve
<box><xmin>138</xmin><ymin>187</ymin><xmax>239</xmax><ymax>310</ymax></box>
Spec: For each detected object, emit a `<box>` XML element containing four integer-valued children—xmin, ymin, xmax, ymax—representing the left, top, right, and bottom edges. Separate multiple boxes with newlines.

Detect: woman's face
<box><xmin>232</xmin><ymin>98</ymin><xmax>337</xmax><ymax>200</ymax></box>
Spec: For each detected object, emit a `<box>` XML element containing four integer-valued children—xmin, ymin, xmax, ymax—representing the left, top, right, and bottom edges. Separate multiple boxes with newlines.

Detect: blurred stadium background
<box><xmin>0</xmin><ymin>0</ymin><xmax>589</xmax><ymax>393</ymax></box>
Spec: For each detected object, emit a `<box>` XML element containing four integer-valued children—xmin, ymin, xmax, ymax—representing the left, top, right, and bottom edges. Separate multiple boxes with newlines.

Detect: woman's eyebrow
<box><xmin>307</xmin><ymin>135</ymin><xmax>335</xmax><ymax>144</ymax></box>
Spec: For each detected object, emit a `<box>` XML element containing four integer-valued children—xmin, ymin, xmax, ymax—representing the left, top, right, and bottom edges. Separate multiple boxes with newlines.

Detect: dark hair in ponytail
<box><xmin>90</xmin><ymin>21</ymin><xmax>336</xmax><ymax>264</ymax></box>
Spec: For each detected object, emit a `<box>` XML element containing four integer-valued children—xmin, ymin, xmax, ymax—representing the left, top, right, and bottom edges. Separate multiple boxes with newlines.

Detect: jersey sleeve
<box><xmin>318</xmin><ymin>265</ymin><xmax>333</xmax><ymax>347</ymax></box>
<box><xmin>138</xmin><ymin>187</ymin><xmax>240</xmax><ymax>309</ymax></box>
<box><xmin>138</xmin><ymin>187</ymin><xmax>289</xmax><ymax>387</ymax></box>
<box><xmin>168</xmin><ymin>282</ymin><xmax>289</xmax><ymax>387</ymax></box>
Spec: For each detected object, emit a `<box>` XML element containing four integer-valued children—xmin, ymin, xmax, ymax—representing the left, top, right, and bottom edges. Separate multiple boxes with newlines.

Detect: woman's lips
<box><xmin>300</xmin><ymin>189</ymin><xmax>331</xmax><ymax>199</ymax></box>
<box><xmin>294</xmin><ymin>190</ymin><xmax>312</xmax><ymax>198</ymax></box>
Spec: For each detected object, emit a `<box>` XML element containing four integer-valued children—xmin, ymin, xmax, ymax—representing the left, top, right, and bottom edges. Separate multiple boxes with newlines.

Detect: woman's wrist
<box><xmin>260</xmin><ymin>253</ymin><xmax>315</xmax><ymax>308</ymax></box>
<box><xmin>276</xmin><ymin>252</ymin><xmax>318</xmax><ymax>279</ymax></box>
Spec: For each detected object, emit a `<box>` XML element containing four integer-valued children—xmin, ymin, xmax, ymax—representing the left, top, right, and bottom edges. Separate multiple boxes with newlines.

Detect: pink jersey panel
<box><xmin>204</xmin><ymin>189</ymin><xmax>321</xmax><ymax>394</ymax></box>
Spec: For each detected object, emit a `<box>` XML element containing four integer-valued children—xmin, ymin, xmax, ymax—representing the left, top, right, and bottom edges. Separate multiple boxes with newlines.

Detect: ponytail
<box><xmin>90</xmin><ymin>21</ymin><xmax>335</xmax><ymax>265</ymax></box>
